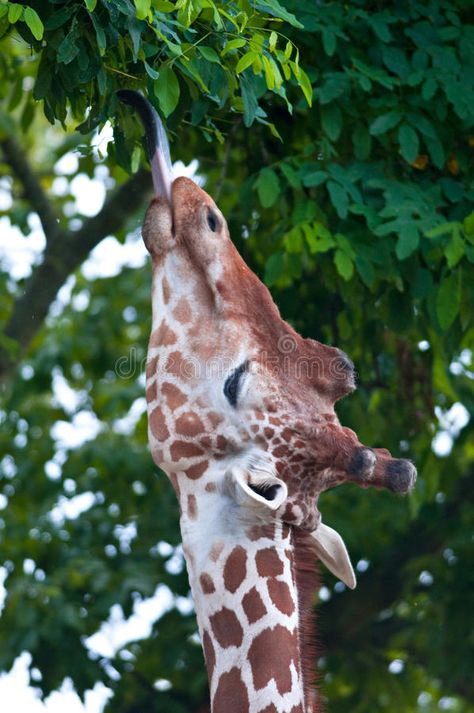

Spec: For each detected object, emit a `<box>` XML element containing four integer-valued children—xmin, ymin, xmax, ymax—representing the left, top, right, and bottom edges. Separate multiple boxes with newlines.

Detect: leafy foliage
<box><xmin>0</xmin><ymin>1</ymin><xmax>473</xmax><ymax>712</ymax></box>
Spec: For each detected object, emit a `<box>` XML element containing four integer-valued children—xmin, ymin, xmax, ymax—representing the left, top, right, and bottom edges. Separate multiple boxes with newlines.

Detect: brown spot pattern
<box><xmin>165</xmin><ymin>351</ymin><xmax>183</xmax><ymax>377</ymax></box>
<box><xmin>151</xmin><ymin>320</ymin><xmax>177</xmax><ymax>346</ymax></box>
<box><xmin>267</xmin><ymin>578</ymin><xmax>295</xmax><ymax>616</ymax></box>
<box><xmin>223</xmin><ymin>546</ymin><xmax>247</xmax><ymax>594</ymax></box>
<box><xmin>212</xmin><ymin>667</ymin><xmax>249</xmax><ymax>713</ymax></box>
<box><xmin>161</xmin><ymin>382</ymin><xmax>187</xmax><ymax>410</ymax></box>
<box><xmin>202</xmin><ymin>630</ymin><xmax>215</xmax><ymax>679</ymax></box>
<box><xmin>259</xmin><ymin>706</ymin><xmax>278</xmax><ymax>713</ymax></box>
<box><xmin>248</xmin><ymin>625</ymin><xmax>297</xmax><ymax>694</ymax></box>
<box><xmin>175</xmin><ymin>411</ymin><xmax>205</xmax><ymax>436</ymax></box>
<box><xmin>162</xmin><ymin>276</ymin><xmax>171</xmax><ymax>303</ymax></box>
<box><xmin>256</xmin><ymin>548</ymin><xmax>284</xmax><ymax>578</ymax></box>
<box><xmin>145</xmin><ymin>355</ymin><xmax>158</xmax><ymax>381</ymax></box>
<box><xmin>149</xmin><ymin>407</ymin><xmax>169</xmax><ymax>441</ymax></box>
<box><xmin>210</xmin><ymin>607</ymin><xmax>244</xmax><ymax>648</ymax></box>
<box><xmin>172</xmin><ymin>297</ymin><xmax>192</xmax><ymax>323</ymax></box>
<box><xmin>170</xmin><ymin>441</ymin><xmax>204</xmax><ymax>460</ymax></box>
<box><xmin>273</xmin><ymin>445</ymin><xmax>290</xmax><ymax>458</ymax></box>
<box><xmin>187</xmin><ymin>494</ymin><xmax>197</xmax><ymax>520</ymax></box>
<box><xmin>208</xmin><ymin>411</ymin><xmax>223</xmax><ymax>427</ymax></box>
<box><xmin>185</xmin><ymin>461</ymin><xmax>208</xmax><ymax>479</ymax></box>
<box><xmin>216</xmin><ymin>435</ymin><xmax>228</xmax><ymax>451</ymax></box>
<box><xmin>199</xmin><ymin>573</ymin><xmax>215</xmax><ymax>594</ymax></box>
<box><xmin>242</xmin><ymin>587</ymin><xmax>267</xmax><ymax>624</ymax></box>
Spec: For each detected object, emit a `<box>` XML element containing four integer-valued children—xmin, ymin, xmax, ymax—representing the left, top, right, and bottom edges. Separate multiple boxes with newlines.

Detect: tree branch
<box><xmin>1</xmin><ymin>136</ymin><xmax>64</xmax><ymax>243</ymax></box>
<box><xmin>0</xmin><ymin>167</ymin><xmax>151</xmax><ymax>383</ymax></box>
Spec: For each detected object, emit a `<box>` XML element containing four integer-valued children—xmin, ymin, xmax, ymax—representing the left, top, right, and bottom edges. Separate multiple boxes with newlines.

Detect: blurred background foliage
<box><xmin>0</xmin><ymin>0</ymin><xmax>473</xmax><ymax>711</ymax></box>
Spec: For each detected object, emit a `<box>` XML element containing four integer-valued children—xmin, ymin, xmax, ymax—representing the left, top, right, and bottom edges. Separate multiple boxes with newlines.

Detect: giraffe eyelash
<box><xmin>223</xmin><ymin>361</ymin><xmax>248</xmax><ymax>407</ymax></box>
<box><xmin>207</xmin><ymin>209</ymin><xmax>218</xmax><ymax>232</ymax></box>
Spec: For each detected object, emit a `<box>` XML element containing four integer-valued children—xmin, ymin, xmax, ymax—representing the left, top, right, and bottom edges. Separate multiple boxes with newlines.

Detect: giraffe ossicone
<box><xmin>118</xmin><ymin>91</ymin><xmax>417</xmax><ymax>713</ymax></box>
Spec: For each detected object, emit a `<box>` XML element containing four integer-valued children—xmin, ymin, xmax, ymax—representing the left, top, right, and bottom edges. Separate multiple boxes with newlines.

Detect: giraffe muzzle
<box><xmin>117</xmin><ymin>90</ymin><xmax>173</xmax><ymax>202</ymax></box>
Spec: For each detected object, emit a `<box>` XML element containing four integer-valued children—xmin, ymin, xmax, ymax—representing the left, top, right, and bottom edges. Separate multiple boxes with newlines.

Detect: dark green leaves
<box><xmin>256</xmin><ymin>168</ymin><xmax>280</xmax><ymax>208</ymax></box>
<box><xmin>398</xmin><ymin>124</ymin><xmax>419</xmax><ymax>163</ymax></box>
<box><xmin>436</xmin><ymin>271</ymin><xmax>461</xmax><ymax>330</ymax></box>
<box><xmin>154</xmin><ymin>66</ymin><xmax>180</xmax><ymax>117</ymax></box>
<box><xmin>370</xmin><ymin>111</ymin><xmax>402</xmax><ymax>136</ymax></box>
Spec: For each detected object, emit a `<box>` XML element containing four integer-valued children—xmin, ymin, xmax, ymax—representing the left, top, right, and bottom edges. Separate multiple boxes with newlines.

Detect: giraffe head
<box><xmin>117</xmin><ymin>91</ymin><xmax>416</xmax><ymax>590</ymax></box>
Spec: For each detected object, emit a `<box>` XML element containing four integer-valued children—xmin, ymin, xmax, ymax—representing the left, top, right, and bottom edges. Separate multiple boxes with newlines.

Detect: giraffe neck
<box><xmin>172</xmin><ymin>463</ymin><xmax>320</xmax><ymax>713</ymax></box>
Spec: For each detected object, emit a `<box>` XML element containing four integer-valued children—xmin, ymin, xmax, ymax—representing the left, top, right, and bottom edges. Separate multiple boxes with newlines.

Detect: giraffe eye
<box><xmin>224</xmin><ymin>361</ymin><xmax>248</xmax><ymax>407</ymax></box>
<box><xmin>207</xmin><ymin>210</ymin><xmax>217</xmax><ymax>232</ymax></box>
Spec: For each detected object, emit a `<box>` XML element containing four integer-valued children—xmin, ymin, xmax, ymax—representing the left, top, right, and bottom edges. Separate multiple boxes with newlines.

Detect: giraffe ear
<box><xmin>227</xmin><ymin>466</ymin><xmax>288</xmax><ymax>512</ymax></box>
<box><xmin>310</xmin><ymin>522</ymin><xmax>357</xmax><ymax>590</ymax></box>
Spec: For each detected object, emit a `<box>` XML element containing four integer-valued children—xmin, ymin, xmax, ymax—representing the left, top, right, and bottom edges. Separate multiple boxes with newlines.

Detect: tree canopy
<box><xmin>0</xmin><ymin>1</ymin><xmax>473</xmax><ymax>712</ymax></box>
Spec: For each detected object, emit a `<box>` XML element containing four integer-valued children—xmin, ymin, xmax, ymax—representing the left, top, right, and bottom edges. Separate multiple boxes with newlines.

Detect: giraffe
<box><xmin>118</xmin><ymin>91</ymin><xmax>417</xmax><ymax>713</ymax></box>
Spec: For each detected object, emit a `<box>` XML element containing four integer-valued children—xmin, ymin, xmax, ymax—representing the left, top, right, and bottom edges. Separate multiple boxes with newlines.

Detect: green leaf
<box><xmin>296</xmin><ymin>66</ymin><xmax>312</xmax><ymax>107</ymax></box>
<box><xmin>334</xmin><ymin>249</ymin><xmax>354</xmax><ymax>280</ymax></box>
<box><xmin>240</xmin><ymin>73</ymin><xmax>258</xmax><ymax>127</ymax></box>
<box><xmin>262</xmin><ymin>55</ymin><xmax>276</xmax><ymax>89</ymax></box>
<box><xmin>236</xmin><ymin>51</ymin><xmax>258</xmax><ymax>74</ymax></box>
<box><xmin>198</xmin><ymin>46</ymin><xmax>220</xmax><ymax>63</ymax></box>
<box><xmin>23</xmin><ymin>7</ymin><xmax>44</xmax><ymax>40</ymax></box>
<box><xmin>221</xmin><ymin>38</ymin><xmax>246</xmax><ymax>56</ymax></box>
<box><xmin>322</xmin><ymin>29</ymin><xmax>336</xmax><ymax>57</ymax></box>
<box><xmin>321</xmin><ymin>103</ymin><xmax>342</xmax><ymax>142</ymax></box>
<box><xmin>369</xmin><ymin>111</ymin><xmax>402</xmax><ymax>136</ymax></box>
<box><xmin>301</xmin><ymin>170</ymin><xmax>327</xmax><ymax>188</ymax></box>
<box><xmin>425</xmin><ymin>222</ymin><xmax>457</xmax><ymax>240</ymax></box>
<box><xmin>84</xmin><ymin>0</ymin><xmax>97</xmax><ymax>10</ymax></box>
<box><xmin>327</xmin><ymin>181</ymin><xmax>348</xmax><ymax>219</ymax></box>
<box><xmin>256</xmin><ymin>168</ymin><xmax>280</xmax><ymax>208</ymax></box>
<box><xmin>8</xmin><ymin>3</ymin><xmax>23</xmax><ymax>23</ymax></box>
<box><xmin>154</xmin><ymin>66</ymin><xmax>180</xmax><ymax>117</ymax></box>
<box><xmin>352</xmin><ymin>124</ymin><xmax>371</xmax><ymax>159</ymax></box>
<box><xmin>255</xmin><ymin>0</ymin><xmax>304</xmax><ymax>29</ymax></box>
<box><xmin>144</xmin><ymin>60</ymin><xmax>159</xmax><ymax>80</ymax></box>
<box><xmin>264</xmin><ymin>252</ymin><xmax>285</xmax><ymax>285</ymax></box>
<box><xmin>269</xmin><ymin>31</ymin><xmax>278</xmax><ymax>52</ymax></box>
<box><xmin>57</xmin><ymin>28</ymin><xmax>80</xmax><ymax>65</ymax></box>
<box><xmin>305</xmin><ymin>223</ymin><xmax>335</xmax><ymax>253</ymax></box>
<box><xmin>383</xmin><ymin>47</ymin><xmax>409</xmax><ymax>78</ymax></box>
<box><xmin>425</xmin><ymin>136</ymin><xmax>444</xmax><ymax>168</ymax></box>
<box><xmin>134</xmin><ymin>0</ymin><xmax>151</xmax><ymax>20</ymax></box>
<box><xmin>355</xmin><ymin>256</ymin><xmax>375</xmax><ymax>288</ymax></box>
<box><xmin>284</xmin><ymin>226</ymin><xmax>303</xmax><ymax>253</ymax></box>
<box><xmin>398</xmin><ymin>124</ymin><xmax>419</xmax><ymax>163</ymax></box>
<box><xmin>436</xmin><ymin>272</ymin><xmax>461</xmax><ymax>330</ymax></box>
<box><xmin>280</xmin><ymin>163</ymin><xmax>300</xmax><ymax>189</ymax></box>
<box><xmin>445</xmin><ymin>232</ymin><xmax>465</xmax><ymax>268</ymax></box>
<box><xmin>395</xmin><ymin>224</ymin><xmax>419</xmax><ymax>260</ymax></box>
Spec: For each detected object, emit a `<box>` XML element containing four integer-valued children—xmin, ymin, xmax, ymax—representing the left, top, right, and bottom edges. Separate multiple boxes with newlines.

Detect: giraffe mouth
<box><xmin>117</xmin><ymin>90</ymin><xmax>173</xmax><ymax>202</ymax></box>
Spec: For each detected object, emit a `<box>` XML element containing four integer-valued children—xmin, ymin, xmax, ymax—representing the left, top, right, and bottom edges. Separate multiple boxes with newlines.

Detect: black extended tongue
<box><xmin>116</xmin><ymin>89</ymin><xmax>173</xmax><ymax>201</ymax></box>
